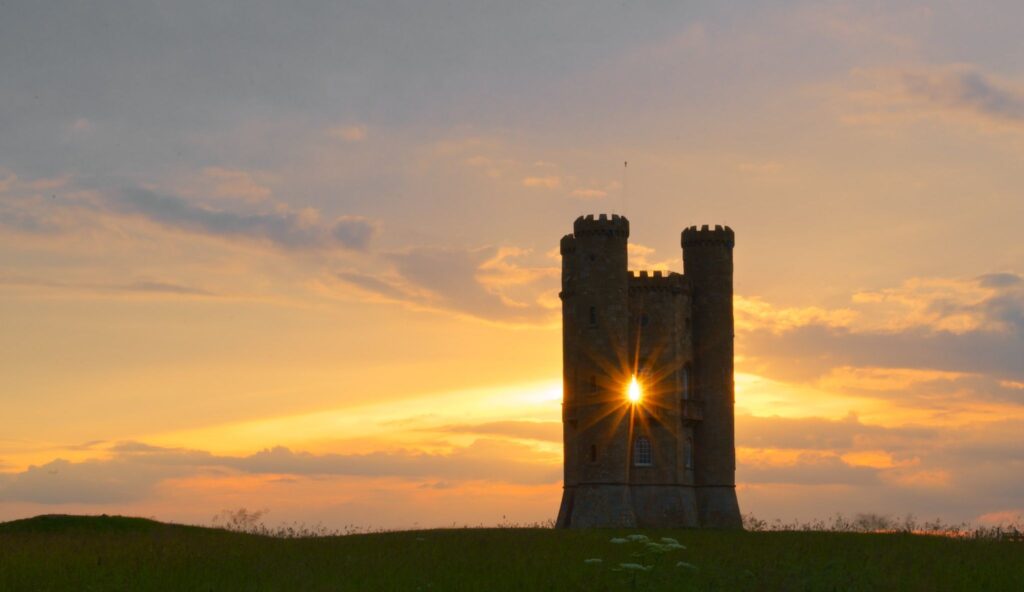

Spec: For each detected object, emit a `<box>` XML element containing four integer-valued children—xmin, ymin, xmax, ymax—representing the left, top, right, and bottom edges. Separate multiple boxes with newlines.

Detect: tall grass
<box><xmin>741</xmin><ymin>512</ymin><xmax>1024</xmax><ymax>540</ymax></box>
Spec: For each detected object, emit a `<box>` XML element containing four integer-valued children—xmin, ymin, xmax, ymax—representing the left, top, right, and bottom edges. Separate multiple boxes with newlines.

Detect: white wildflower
<box><xmin>676</xmin><ymin>561</ymin><xmax>698</xmax><ymax>571</ymax></box>
<box><xmin>583</xmin><ymin>558</ymin><xmax>603</xmax><ymax>564</ymax></box>
<box><xmin>660</xmin><ymin>537</ymin><xmax>680</xmax><ymax>545</ymax></box>
<box><xmin>609</xmin><ymin>537</ymin><xmax>628</xmax><ymax>544</ymax></box>
<box><xmin>618</xmin><ymin>563</ymin><xmax>653</xmax><ymax>572</ymax></box>
<box><xmin>625</xmin><ymin>534</ymin><xmax>650</xmax><ymax>542</ymax></box>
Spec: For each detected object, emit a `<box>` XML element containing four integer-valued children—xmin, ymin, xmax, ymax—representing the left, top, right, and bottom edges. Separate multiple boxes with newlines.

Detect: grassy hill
<box><xmin>1</xmin><ymin>514</ymin><xmax>1022</xmax><ymax>591</ymax></box>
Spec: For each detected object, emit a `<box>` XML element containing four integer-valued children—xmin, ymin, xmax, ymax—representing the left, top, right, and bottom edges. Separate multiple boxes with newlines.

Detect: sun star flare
<box><xmin>627</xmin><ymin>374</ymin><xmax>642</xmax><ymax>404</ymax></box>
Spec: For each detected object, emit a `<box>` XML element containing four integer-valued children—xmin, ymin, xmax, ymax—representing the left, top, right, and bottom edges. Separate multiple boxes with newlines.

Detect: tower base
<box><xmin>556</xmin><ymin>484</ymin><xmax>702</xmax><ymax>528</ymax></box>
<box><xmin>696</xmin><ymin>486</ymin><xmax>743</xmax><ymax>529</ymax></box>
<box><xmin>556</xmin><ymin>485</ymin><xmax>634</xmax><ymax>528</ymax></box>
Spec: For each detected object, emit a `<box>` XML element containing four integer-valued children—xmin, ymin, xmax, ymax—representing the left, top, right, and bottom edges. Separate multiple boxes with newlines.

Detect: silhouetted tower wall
<box><xmin>682</xmin><ymin>224</ymin><xmax>742</xmax><ymax>528</ymax></box>
<box><xmin>626</xmin><ymin>271</ymin><xmax>700</xmax><ymax>527</ymax></box>
<box><xmin>557</xmin><ymin>215</ymin><xmax>741</xmax><ymax>529</ymax></box>
<box><xmin>556</xmin><ymin>214</ymin><xmax>636</xmax><ymax>528</ymax></box>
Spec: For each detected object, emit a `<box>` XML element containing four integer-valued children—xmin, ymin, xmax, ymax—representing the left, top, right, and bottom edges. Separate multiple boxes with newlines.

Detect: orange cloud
<box><xmin>842</xmin><ymin>64</ymin><xmax>1024</xmax><ymax>134</ymax></box>
<box><xmin>328</xmin><ymin>125</ymin><xmax>368</xmax><ymax>142</ymax></box>
<box><xmin>817</xmin><ymin>366</ymin><xmax>965</xmax><ymax>392</ymax></box>
<box><xmin>521</xmin><ymin>176</ymin><xmax>561</xmax><ymax>189</ymax></box>
<box><xmin>198</xmin><ymin>167</ymin><xmax>273</xmax><ymax>202</ymax></box>
<box><xmin>569</xmin><ymin>188</ymin><xmax>607</xmax><ymax>199</ymax></box>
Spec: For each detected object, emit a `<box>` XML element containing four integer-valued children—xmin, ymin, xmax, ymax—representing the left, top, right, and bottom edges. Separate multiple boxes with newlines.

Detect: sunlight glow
<box><xmin>627</xmin><ymin>375</ymin><xmax>642</xmax><ymax>404</ymax></box>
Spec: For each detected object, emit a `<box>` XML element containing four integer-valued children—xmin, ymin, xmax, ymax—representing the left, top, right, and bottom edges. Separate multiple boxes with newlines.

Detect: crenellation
<box><xmin>681</xmin><ymin>224</ymin><xmax>735</xmax><ymax>248</ymax></box>
<box><xmin>560</xmin><ymin>234</ymin><xmax>576</xmax><ymax>255</ymax></box>
<box><xmin>573</xmin><ymin>212</ymin><xmax>630</xmax><ymax>237</ymax></box>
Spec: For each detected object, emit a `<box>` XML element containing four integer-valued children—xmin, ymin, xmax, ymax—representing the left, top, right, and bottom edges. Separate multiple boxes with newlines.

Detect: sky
<box><xmin>1</xmin><ymin>0</ymin><xmax>1023</xmax><ymax>529</ymax></box>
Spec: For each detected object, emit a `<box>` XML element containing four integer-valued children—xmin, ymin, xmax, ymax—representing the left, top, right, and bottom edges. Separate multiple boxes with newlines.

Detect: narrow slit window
<box><xmin>633</xmin><ymin>436</ymin><xmax>652</xmax><ymax>466</ymax></box>
<box><xmin>685</xmin><ymin>438</ymin><xmax>694</xmax><ymax>469</ymax></box>
<box><xmin>589</xmin><ymin>306</ymin><xmax>597</xmax><ymax>325</ymax></box>
<box><xmin>589</xmin><ymin>444</ymin><xmax>597</xmax><ymax>462</ymax></box>
<box><xmin>589</xmin><ymin>375</ymin><xmax>597</xmax><ymax>393</ymax></box>
<box><xmin>682</xmin><ymin>365</ymin><xmax>691</xmax><ymax>400</ymax></box>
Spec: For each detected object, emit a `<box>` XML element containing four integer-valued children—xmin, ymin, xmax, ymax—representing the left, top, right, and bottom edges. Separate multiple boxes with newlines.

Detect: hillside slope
<box><xmin>1</xmin><ymin>515</ymin><xmax>1022</xmax><ymax>591</ymax></box>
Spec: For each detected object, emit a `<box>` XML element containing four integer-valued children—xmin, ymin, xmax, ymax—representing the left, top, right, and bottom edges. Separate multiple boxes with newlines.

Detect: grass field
<box><xmin>1</xmin><ymin>514</ymin><xmax>1023</xmax><ymax>591</ymax></box>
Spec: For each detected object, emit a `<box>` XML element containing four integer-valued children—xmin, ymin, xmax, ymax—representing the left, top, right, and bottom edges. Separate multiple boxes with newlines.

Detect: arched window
<box><xmin>685</xmin><ymin>437</ymin><xmax>694</xmax><ymax>469</ymax></box>
<box><xmin>682</xmin><ymin>365</ymin><xmax>691</xmax><ymax>400</ymax></box>
<box><xmin>633</xmin><ymin>436</ymin><xmax>652</xmax><ymax>466</ymax></box>
<box><xmin>589</xmin><ymin>444</ymin><xmax>597</xmax><ymax>462</ymax></box>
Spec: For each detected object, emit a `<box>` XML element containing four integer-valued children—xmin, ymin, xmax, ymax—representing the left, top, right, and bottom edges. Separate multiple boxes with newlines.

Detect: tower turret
<box><xmin>682</xmin><ymin>224</ymin><xmax>742</xmax><ymax>528</ymax></box>
<box><xmin>556</xmin><ymin>214</ymin><xmax>636</xmax><ymax>528</ymax></box>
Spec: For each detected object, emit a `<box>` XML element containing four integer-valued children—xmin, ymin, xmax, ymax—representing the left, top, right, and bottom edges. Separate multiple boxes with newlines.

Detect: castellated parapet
<box><xmin>556</xmin><ymin>215</ymin><xmax>742</xmax><ymax>529</ymax></box>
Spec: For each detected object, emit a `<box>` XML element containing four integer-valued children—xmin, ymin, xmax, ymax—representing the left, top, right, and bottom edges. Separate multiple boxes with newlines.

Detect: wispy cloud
<box><xmin>337</xmin><ymin>246</ymin><xmax>559</xmax><ymax>323</ymax></box>
<box><xmin>195</xmin><ymin>167</ymin><xmax>273</xmax><ymax>202</ymax></box>
<box><xmin>0</xmin><ymin>275</ymin><xmax>215</xmax><ymax>298</ymax></box>
<box><xmin>843</xmin><ymin>64</ymin><xmax>1024</xmax><ymax>132</ymax></box>
<box><xmin>569</xmin><ymin>188</ymin><xmax>608</xmax><ymax>199</ymax></box>
<box><xmin>0</xmin><ymin>439</ymin><xmax>560</xmax><ymax>505</ymax></box>
<box><xmin>328</xmin><ymin>125</ymin><xmax>368</xmax><ymax>142</ymax></box>
<box><xmin>109</xmin><ymin>188</ymin><xmax>377</xmax><ymax>252</ymax></box>
<box><xmin>430</xmin><ymin>420</ymin><xmax>561</xmax><ymax>442</ymax></box>
<box><xmin>521</xmin><ymin>176</ymin><xmax>561</xmax><ymax>189</ymax></box>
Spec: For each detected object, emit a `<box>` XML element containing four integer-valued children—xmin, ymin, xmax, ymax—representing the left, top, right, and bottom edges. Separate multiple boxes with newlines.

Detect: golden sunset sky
<box><xmin>2</xmin><ymin>1</ymin><xmax>1023</xmax><ymax>528</ymax></box>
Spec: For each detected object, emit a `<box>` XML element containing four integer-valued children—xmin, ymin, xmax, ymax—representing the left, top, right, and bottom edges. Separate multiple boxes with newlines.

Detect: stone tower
<box><xmin>555</xmin><ymin>215</ymin><xmax>742</xmax><ymax>529</ymax></box>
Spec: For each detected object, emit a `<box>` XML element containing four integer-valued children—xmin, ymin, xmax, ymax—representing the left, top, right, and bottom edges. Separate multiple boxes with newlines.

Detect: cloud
<box><xmin>119</xmin><ymin>281</ymin><xmax>214</xmax><ymax>297</ymax></box>
<box><xmin>739</xmin><ymin>453</ymin><xmax>880</xmax><ymax>486</ymax></box>
<box><xmin>198</xmin><ymin>167</ymin><xmax>273</xmax><ymax>202</ymax></box>
<box><xmin>979</xmin><ymin>273</ymin><xmax>1022</xmax><ymax>289</ymax></box>
<box><xmin>569</xmin><ymin>188</ymin><xmax>607</xmax><ymax>199</ymax></box>
<box><xmin>844</xmin><ymin>64</ymin><xmax>1024</xmax><ymax>132</ymax></box>
<box><xmin>737</xmin><ymin>413</ymin><xmax>936</xmax><ymax>452</ymax></box>
<box><xmin>328</xmin><ymin>125</ymin><xmax>368</xmax><ymax>142</ymax></box>
<box><xmin>627</xmin><ymin>243</ymin><xmax>677</xmax><ymax>272</ymax></box>
<box><xmin>733</xmin><ymin>412</ymin><xmax>1024</xmax><ymax>522</ymax></box>
<box><xmin>0</xmin><ymin>439</ymin><xmax>560</xmax><ymax>505</ymax></box>
<box><xmin>0</xmin><ymin>172</ymin><xmax>78</xmax><ymax>234</ymax></box>
<box><xmin>331</xmin><ymin>216</ymin><xmax>377</xmax><ymax>250</ymax></box>
<box><xmin>736</xmin><ymin>296</ymin><xmax>858</xmax><ymax>334</ymax></box>
<box><xmin>0</xmin><ymin>274</ymin><xmax>215</xmax><ymax>298</ymax></box>
<box><xmin>431</xmin><ymin>420</ymin><xmax>562</xmax><ymax>442</ymax></box>
<box><xmin>335</xmin><ymin>271</ymin><xmax>413</xmax><ymax>302</ymax></box>
<box><xmin>0</xmin><ymin>457</ymin><xmax>194</xmax><ymax>504</ymax></box>
<box><xmin>109</xmin><ymin>188</ymin><xmax>376</xmax><ymax>252</ymax></box>
<box><xmin>739</xmin><ymin>273</ymin><xmax>1024</xmax><ymax>383</ymax></box>
<box><xmin>1</xmin><ymin>172</ymin><xmax>379</xmax><ymax>254</ymax></box>
<box><xmin>901</xmin><ymin>66</ymin><xmax>1024</xmax><ymax>122</ymax></box>
<box><xmin>337</xmin><ymin>246</ymin><xmax>559</xmax><ymax>323</ymax></box>
<box><xmin>521</xmin><ymin>176</ymin><xmax>561</xmax><ymax>189</ymax></box>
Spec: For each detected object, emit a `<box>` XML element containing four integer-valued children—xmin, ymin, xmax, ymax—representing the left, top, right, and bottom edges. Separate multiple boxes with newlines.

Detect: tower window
<box><xmin>685</xmin><ymin>438</ymin><xmax>694</xmax><ymax>469</ymax></box>
<box><xmin>589</xmin><ymin>306</ymin><xmax>597</xmax><ymax>325</ymax></box>
<box><xmin>589</xmin><ymin>444</ymin><xmax>597</xmax><ymax>462</ymax></box>
<box><xmin>633</xmin><ymin>436</ymin><xmax>652</xmax><ymax>466</ymax></box>
<box><xmin>682</xmin><ymin>365</ymin><xmax>691</xmax><ymax>400</ymax></box>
